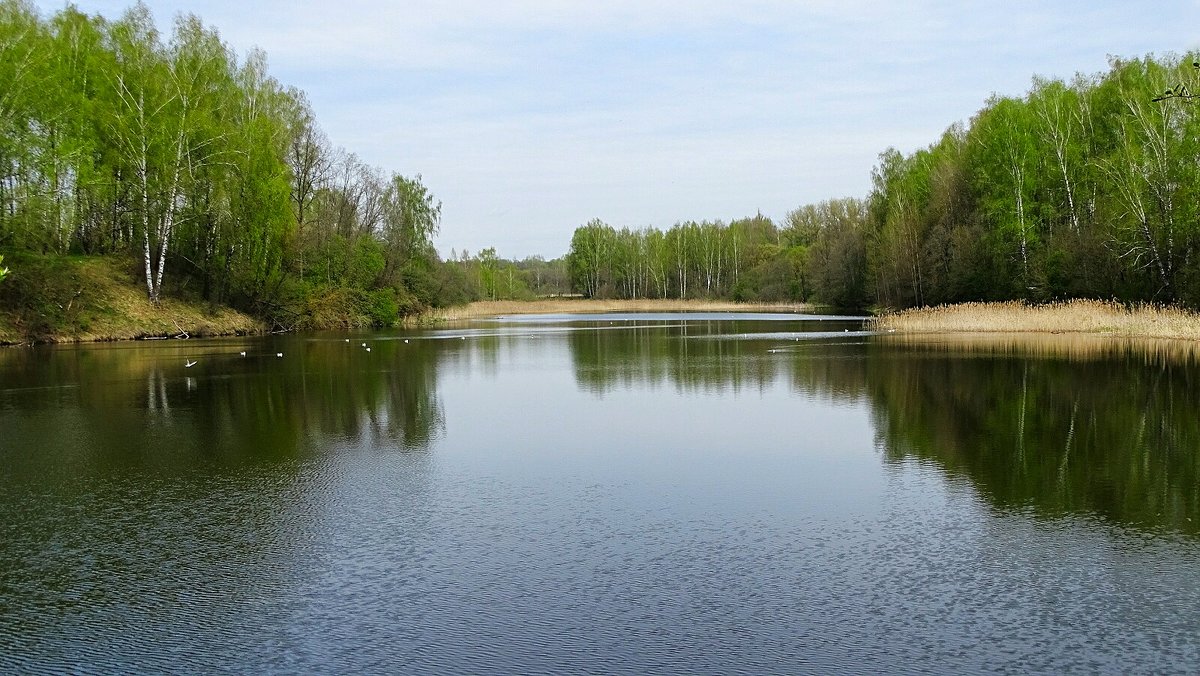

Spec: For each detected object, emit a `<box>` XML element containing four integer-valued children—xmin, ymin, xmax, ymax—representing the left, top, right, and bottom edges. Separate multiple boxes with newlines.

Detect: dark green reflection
<box><xmin>567</xmin><ymin>319</ymin><xmax>865</xmax><ymax>395</ymax></box>
<box><xmin>0</xmin><ymin>335</ymin><xmax>444</xmax><ymax>481</ymax></box>
<box><xmin>560</xmin><ymin>322</ymin><xmax>1200</xmax><ymax>534</ymax></box>
<box><xmin>863</xmin><ymin>338</ymin><xmax>1200</xmax><ymax>534</ymax></box>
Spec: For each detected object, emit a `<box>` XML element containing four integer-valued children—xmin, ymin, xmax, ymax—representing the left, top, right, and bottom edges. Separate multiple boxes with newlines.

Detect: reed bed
<box><xmin>872</xmin><ymin>299</ymin><xmax>1200</xmax><ymax>341</ymax></box>
<box><xmin>413</xmin><ymin>298</ymin><xmax>814</xmax><ymax>323</ymax></box>
<box><xmin>875</xmin><ymin>331</ymin><xmax>1200</xmax><ymax>365</ymax></box>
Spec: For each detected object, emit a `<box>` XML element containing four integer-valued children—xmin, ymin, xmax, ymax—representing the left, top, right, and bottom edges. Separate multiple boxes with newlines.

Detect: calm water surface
<box><xmin>1</xmin><ymin>313</ymin><xmax>1198</xmax><ymax>674</ymax></box>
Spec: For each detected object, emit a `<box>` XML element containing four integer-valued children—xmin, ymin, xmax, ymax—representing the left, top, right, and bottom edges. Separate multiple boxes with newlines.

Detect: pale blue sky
<box><xmin>33</xmin><ymin>0</ymin><xmax>1200</xmax><ymax>259</ymax></box>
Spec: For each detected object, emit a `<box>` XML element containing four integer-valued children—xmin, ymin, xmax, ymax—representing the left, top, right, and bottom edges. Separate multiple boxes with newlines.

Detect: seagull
<box><xmin>239</xmin><ymin>351</ymin><xmax>246</xmax><ymax>357</ymax></box>
<box><xmin>344</xmin><ymin>338</ymin><xmax>350</xmax><ymax>343</ymax></box>
<box><xmin>366</xmin><ymin>347</ymin><xmax>371</xmax><ymax>352</ymax></box>
<box><xmin>276</xmin><ymin>352</ymin><xmax>283</xmax><ymax>357</ymax></box>
<box><xmin>404</xmin><ymin>339</ymin><xmax>409</xmax><ymax>343</ymax></box>
<box><xmin>185</xmin><ymin>359</ymin><xmax>197</xmax><ymax>368</ymax></box>
<box><xmin>361</xmin><ymin>342</ymin><xmax>367</xmax><ymax>347</ymax></box>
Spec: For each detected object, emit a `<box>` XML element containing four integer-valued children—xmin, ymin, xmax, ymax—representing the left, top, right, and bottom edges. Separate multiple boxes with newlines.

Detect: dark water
<box><xmin>2</xmin><ymin>313</ymin><xmax>1199</xmax><ymax>674</ymax></box>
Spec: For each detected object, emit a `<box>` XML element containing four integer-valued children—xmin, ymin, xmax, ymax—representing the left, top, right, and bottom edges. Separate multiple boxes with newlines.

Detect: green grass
<box><xmin>0</xmin><ymin>254</ymin><xmax>264</xmax><ymax>344</ymax></box>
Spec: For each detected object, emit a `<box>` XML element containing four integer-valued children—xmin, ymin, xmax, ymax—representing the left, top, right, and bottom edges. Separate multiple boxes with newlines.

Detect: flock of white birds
<box><xmin>183</xmin><ymin>335</ymin><xmax>468</xmax><ymax>368</ymax></box>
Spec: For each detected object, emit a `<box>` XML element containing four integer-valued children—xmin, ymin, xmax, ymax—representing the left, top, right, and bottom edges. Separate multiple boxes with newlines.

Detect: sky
<box><xmin>31</xmin><ymin>0</ymin><xmax>1200</xmax><ymax>259</ymax></box>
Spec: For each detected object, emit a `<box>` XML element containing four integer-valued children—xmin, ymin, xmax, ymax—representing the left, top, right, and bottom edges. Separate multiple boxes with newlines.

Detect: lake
<box><xmin>1</xmin><ymin>312</ymin><xmax>1198</xmax><ymax>674</ymax></box>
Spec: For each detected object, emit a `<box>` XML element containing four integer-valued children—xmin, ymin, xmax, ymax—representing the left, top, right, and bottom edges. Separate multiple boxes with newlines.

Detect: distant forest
<box><xmin>3</xmin><ymin>1</ymin><xmax>1200</xmax><ymax>325</ymax></box>
<box><xmin>566</xmin><ymin>54</ymin><xmax>1200</xmax><ymax>309</ymax></box>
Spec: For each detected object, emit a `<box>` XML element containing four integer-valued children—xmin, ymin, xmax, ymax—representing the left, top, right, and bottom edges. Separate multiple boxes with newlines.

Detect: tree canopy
<box><xmin>565</xmin><ymin>52</ymin><xmax>1200</xmax><ymax>310</ymax></box>
<box><xmin>6</xmin><ymin>1</ymin><xmax>1200</xmax><ymax>319</ymax></box>
<box><xmin>0</xmin><ymin>0</ymin><xmax>455</xmax><ymax>327</ymax></box>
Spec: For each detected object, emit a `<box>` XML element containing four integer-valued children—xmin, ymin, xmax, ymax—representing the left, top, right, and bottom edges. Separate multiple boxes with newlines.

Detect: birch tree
<box><xmin>1030</xmin><ymin>77</ymin><xmax>1085</xmax><ymax>235</ymax></box>
<box><xmin>971</xmin><ymin>98</ymin><xmax>1039</xmax><ymax>293</ymax></box>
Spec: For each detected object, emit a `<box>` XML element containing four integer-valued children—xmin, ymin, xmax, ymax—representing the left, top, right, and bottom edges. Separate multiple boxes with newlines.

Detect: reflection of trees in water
<box><xmin>562</xmin><ymin>325</ymin><xmax>1200</xmax><ymax>534</ymax></box>
<box><xmin>567</xmin><ymin>321</ymin><xmax>867</xmax><ymax>397</ymax></box>
<box><xmin>6</xmin><ymin>327</ymin><xmax>1200</xmax><ymax>534</ymax></box>
<box><xmin>863</xmin><ymin>341</ymin><xmax>1200</xmax><ymax>534</ymax></box>
<box><xmin>0</xmin><ymin>336</ymin><xmax>446</xmax><ymax>475</ymax></box>
<box><xmin>284</xmin><ymin>338</ymin><xmax>445</xmax><ymax>451</ymax></box>
<box><xmin>0</xmin><ymin>339</ymin><xmax>448</xmax><ymax>658</ymax></box>
<box><xmin>564</xmin><ymin>320</ymin><xmax>899</xmax><ymax>403</ymax></box>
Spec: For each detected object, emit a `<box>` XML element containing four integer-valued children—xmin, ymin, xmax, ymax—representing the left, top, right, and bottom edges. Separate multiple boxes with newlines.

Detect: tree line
<box><xmin>563</xmin><ymin>203</ymin><xmax>868</xmax><ymax>305</ymax></box>
<box><xmin>6</xmin><ymin>0</ymin><xmax>1200</xmax><ymax>320</ymax></box>
<box><xmin>0</xmin><ymin>1</ymin><xmax>471</xmax><ymax>328</ymax></box>
<box><xmin>568</xmin><ymin>53</ymin><xmax>1200</xmax><ymax>309</ymax></box>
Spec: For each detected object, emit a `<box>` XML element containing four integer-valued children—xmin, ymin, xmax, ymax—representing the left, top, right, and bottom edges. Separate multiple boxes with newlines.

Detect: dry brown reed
<box><xmin>875</xmin><ymin>330</ymin><xmax>1200</xmax><ymax>365</ymax></box>
<box><xmin>871</xmin><ymin>299</ymin><xmax>1200</xmax><ymax>342</ymax></box>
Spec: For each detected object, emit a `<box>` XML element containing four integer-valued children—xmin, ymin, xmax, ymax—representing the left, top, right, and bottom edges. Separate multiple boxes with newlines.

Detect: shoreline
<box><xmin>413</xmin><ymin>299</ymin><xmax>818</xmax><ymax>323</ymax></box>
<box><xmin>2</xmin><ymin>297</ymin><xmax>819</xmax><ymax>346</ymax></box>
<box><xmin>15</xmin><ymin>295</ymin><xmax>1200</xmax><ymax>345</ymax></box>
<box><xmin>871</xmin><ymin>299</ymin><xmax>1200</xmax><ymax>341</ymax></box>
<box><xmin>0</xmin><ymin>312</ymin><xmax>267</xmax><ymax>347</ymax></box>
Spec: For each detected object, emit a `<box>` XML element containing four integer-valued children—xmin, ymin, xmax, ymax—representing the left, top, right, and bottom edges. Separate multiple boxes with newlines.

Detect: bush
<box><xmin>365</xmin><ymin>288</ymin><xmax>399</xmax><ymax>327</ymax></box>
<box><xmin>300</xmin><ymin>287</ymin><xmax>371</xmax><ymax>330</ymax></box>
<box><xmin>0</xmin><ymin>253</ymin><xmax>96</xmax><ymax>339</ymax></box>
<box><xmin>432</xmin><ymin>262</ymin><xmax>480</xmax><ymax>308</ymax></box>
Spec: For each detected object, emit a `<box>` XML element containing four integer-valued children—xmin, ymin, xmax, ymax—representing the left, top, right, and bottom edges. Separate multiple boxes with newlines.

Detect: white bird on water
<box><xmin>276</xmin><ymin>352</ymin><xmax>283</xmax><ymax>358</ymax></box>
<box><xmin>239</xmin><ymin>351</ymin><xmax>246</xmax><ymax>357</ymax></box>
<box><xmin>366</xmin><ymin>347</ymin><xmax>371</xmax><ymax>352</ymax></box>
<box><xmin>185</xmin><ymin>359</ymin><xmax>197</xmax><ymax>368</ymax></box>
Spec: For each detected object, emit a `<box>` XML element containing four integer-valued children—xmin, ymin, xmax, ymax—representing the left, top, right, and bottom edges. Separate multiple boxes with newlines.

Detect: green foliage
<box><xmin>0</xmin><ymin>2</ymin><xmax>451</xmax><ymax>328</ymax></box>
<box><xmin>567</xmin><ymin>220</ymin><xmax>612</xmax><ymax>298</ymax></box>
<box><xmin>852</xmin><ymin>52</ymin><xmax>1200</xmax><ymax>310</ymax></box>
<box><xmin>554</xmin><ymin>50</ymin><xmax>1200</xmax><ymax>312</ymax></box>
<box><xmin>514</xmin><ymin>255</ymin><xmax>569</xmax><ymax>297</ymax></box>
<box><xmin>300</xmin><ymin>287</ymin><xmax>371</xmax><ymax>330</ymax></box>
<box><xmin>379</xmin><ymin>173</ymin><xmax>441</xmax><ymax>282</ymax></box>
<box><xmin>348</xmin><ymin>237</ymin><xmax>386</xmax><ymax>289</ymax></box>
<box><xmin>566</xmin><ymin>216</ymin><xmax>794</xmax><ymax>302</ymax></box>
<box><xmin>364</xmin><ymin>287</ymin><xmax>399</xmax><ymax>327</ymax></box>
<box><xmin>0</xmin><ymin>253</ymin><xmax>95</xmax><ymax>338</ymax></box>
<box><xmin>12</xmin><ymin>10</ymin><xmax>1200</xmax><ymax>324</ymax></box>
<box><xmin>478</xmin><ymin>246</ymin><xmax>500</xmax><ymax>300</ymax></box>
<box><xmin>432</xmin><ymin>260</ymin><xmax>479</xmax><ymax>307</ymax></box>
<box><xmin>561</xmin><ymin>203</ymin><xmax>869</xmax><ymax>306</ymax></box>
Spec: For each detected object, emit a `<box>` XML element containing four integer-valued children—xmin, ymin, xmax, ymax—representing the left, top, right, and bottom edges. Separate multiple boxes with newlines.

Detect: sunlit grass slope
<box><xmin>0</xmin><ymin>256</ymin><xmax>263</xmax><ymax>344</ymax></box>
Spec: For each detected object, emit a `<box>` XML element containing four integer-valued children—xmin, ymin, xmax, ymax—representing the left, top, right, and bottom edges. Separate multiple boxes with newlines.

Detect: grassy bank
<box><xmin>0</xmin><ymin>256</ymin><xmax>263</xmax><ymax>344</ymax></box>
<box><xmin>0</xmin><ymin>256</ymin><xmax>816</xmax><ymax>344</ymax></box>
<box><xmin>872</xmin><ymin>300</ymin><xmax>1200</xmax><ymax>341</ymax></box>
<box><xmin>415</xmin><ymin>298</ymin><xmax>816</xmax><ymax>323</ymax></box>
